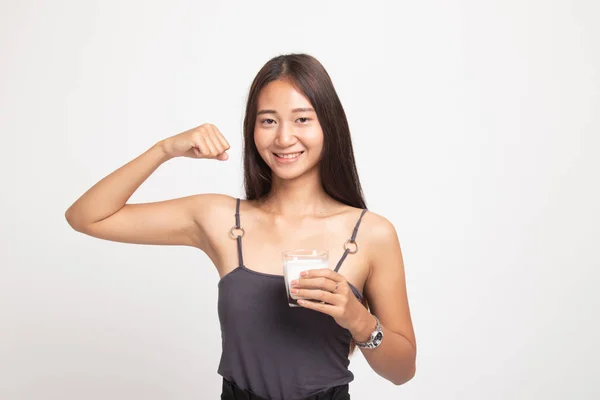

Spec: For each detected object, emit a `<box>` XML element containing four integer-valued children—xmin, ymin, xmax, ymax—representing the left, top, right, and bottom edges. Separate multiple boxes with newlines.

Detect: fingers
<box><xmin>191</xmin><ymin>124</ymin><xmax>230</xmax><ymax>160</ymax></box>
<box><xmin>292</xmin><ymin>276</ymin><xmax>341</xmax><ymax>293</ymax></box>
<box><xmin>204</xmin><ymin>124</ymin><xmax>230</xmax><ymax>159</ymax></box>
<box><xmin>168</xmin><ymin>122</ymin><xmax>231</xmax><ymax>159</ymax></box>
<box><xmin>202</xmin><ymin>134</ymin><xmax>219</xmax><ymax>156</ymax></box>
<box><xmin>291</xmin><ymin>287</ymin><xmax>340</xmax><ymax>305</ymax></box>
<box><xmin>299</xmin><ymin>268</ymin><xmax>344</xmax><ymax>282</ymax></box>
<box><xmin>204</xmin><ymin>133</ymin><xmax>221</xmax><ymax>156</ymax></box>
<box><xmin>209</xmin><ymin>126</ymin><xmax>230</xmax><ymax>161</ymax></box>
<box><xmin>192</xmin><ymin>134</ymin><xmax>211</xmax><ymax>158</ymax></box>
<box><xmin>296</xmin><ymin>298</ymin><xmax>336</xmax><ymax>313</ymax></box>
<box><xmin>209</xmin><ymin>134</ymin><xmax>230</xmax><ymax>160</ymax></box>
<box><xmin>210</xmin><ymin>125</ymin><xmax>231</xmax><ymax>152</ymax></box>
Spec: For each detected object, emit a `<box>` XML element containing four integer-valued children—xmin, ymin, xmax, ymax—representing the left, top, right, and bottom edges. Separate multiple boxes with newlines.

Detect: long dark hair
<box><xmin>242</xmin><ymin>53</ymin><xmax>369</xmax><ymax>355</ymax></box>
<box><xmin>242</xmin><ymin>53</ymin><xmax>366</xmax><ymax>210</ymax></box>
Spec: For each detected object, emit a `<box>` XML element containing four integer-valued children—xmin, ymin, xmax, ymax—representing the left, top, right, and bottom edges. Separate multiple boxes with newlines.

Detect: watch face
<box><xmin>375</xmin><ymin>332</ymin><xmax>383</xmax><ymax>340</ymax></box>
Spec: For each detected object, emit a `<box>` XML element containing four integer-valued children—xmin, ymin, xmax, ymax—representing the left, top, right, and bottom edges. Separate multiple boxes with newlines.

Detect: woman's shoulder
<box><xmin>188</xmin><ymin>193</ymin><xmax>238</xmax><ymax>221</ymax></box>
<box><xmin>358</xmin><ymin>208</ymin><xmax>399</xmax><ymax>246</ymax></box>
<box><xmin>189</xmin><ymin>193</ymin><xmax>237</xmax><ymax>207</ymax></box>
<box><xmin>333</xmin><ymin>203</ymin><xmax>397</xmax><ymax>241</ymax></box>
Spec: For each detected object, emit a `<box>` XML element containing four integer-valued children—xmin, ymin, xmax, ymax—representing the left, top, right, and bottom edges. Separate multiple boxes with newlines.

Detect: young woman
<box><xmin>65</xmin><ymin>53</ymin><xmax>417</xmax><ymax>400</ymax></box>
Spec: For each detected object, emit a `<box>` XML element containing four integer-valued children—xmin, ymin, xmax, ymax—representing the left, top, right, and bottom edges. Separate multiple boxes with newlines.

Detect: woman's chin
<box><xmin>270</xmin><ymin>164</ymin><xmax>319</xmax><ymax>182</ymax></box>
<box><xmin>271</xmin><ymin>169</ymin><xmax>305</xmax><ymax>181</ymax></box>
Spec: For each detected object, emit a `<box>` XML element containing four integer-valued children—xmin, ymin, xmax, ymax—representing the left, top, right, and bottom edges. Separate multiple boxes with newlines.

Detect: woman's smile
<box><xmin>273</xmin><ymin>151</ymin><xmax>304</xmax><ymax>163</ymax></box>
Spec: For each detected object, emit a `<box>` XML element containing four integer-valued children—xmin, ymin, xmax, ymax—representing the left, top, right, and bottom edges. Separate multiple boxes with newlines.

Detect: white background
<box><xmin>1</xmin><ymin>0</ymin><xmax>599</xmax><ymax>399</ymax></box>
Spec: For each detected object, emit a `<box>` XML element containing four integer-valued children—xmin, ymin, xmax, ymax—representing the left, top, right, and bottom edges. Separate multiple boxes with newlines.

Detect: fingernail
<box><xmin>291</xmin><ymin>288</ymin><xmax>298</xmax><ymax>294</ymax></box>
<box><xmin>300</xmin><ymin>271</ymin><xmax>308</xmax><ymax>276</ymax></box>
<box><xmin>291</xmin><ymin>280</ymin><xmax>298</xmax><ymax>286</ymax></box>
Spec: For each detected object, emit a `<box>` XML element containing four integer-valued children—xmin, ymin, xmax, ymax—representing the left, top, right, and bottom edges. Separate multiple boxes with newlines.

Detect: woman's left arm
<box><xmin>350</xmin><ymin>215</ymin><xmax>417</xmax><ymax>385</ymax></box>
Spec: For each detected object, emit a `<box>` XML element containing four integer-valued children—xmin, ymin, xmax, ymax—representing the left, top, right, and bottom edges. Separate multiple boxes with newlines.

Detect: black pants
<box><xmin>221</xmin><ymin>378</ymin><xmax>350</xmax><ymax>400</ymax></box>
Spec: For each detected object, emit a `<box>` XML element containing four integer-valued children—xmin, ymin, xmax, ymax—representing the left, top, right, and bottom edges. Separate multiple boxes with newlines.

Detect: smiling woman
<box><xmin>65</xmin><ymin>53</ymin><xmax>416</xmax><ymax>400</ymax></box>
<box><xmin>253</xmin><ymin>80</ymin><xmax>324</xmax><ymax>179</ymax></box>
<box><xmin>242</xmin><ymin>55</ymin><xmax>366</xmax><ymax>208</ymax></box>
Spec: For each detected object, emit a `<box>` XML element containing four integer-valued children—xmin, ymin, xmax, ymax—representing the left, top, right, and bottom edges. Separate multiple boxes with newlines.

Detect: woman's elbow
<box><xmin>392</xmin><ymin>364</ymin><xmax>416</xmax><ymax>386</ymax></box>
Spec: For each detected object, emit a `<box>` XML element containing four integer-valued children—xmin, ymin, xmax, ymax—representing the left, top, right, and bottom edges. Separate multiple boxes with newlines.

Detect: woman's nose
<box><xmin>275</xmin><ymin>124</ymin><xmax>297</xmax><ymax>146</ymax></box>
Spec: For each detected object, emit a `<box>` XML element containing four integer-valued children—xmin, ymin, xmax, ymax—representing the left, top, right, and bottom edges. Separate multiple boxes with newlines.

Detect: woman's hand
<box><xmin>159</xmin><ymin>123</ymin><xmax>230</xmax><ymax>160</ymax></box>
<box><xmin>290</xmin><ymin>268</ymin><xmax>371</xmax><ymax>334</ymax></box>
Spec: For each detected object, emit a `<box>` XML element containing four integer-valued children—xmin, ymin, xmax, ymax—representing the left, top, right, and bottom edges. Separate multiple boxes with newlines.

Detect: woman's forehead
<box><xmin>257</xmin><ymin>79</ymin><xmax>313</xmax><ymax>112</ymax></box>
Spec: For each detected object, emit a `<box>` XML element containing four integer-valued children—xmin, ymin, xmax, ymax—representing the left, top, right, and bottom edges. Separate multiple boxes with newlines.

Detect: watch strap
<box><xmin>355</xmin><ymin>315</ymin><xmax>384</xmax><ymax>349</ymax></box>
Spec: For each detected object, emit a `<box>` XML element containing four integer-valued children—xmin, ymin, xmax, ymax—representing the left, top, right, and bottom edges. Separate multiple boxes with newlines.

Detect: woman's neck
<box><xmin>260</xmin><ymin>171</ymin><xmax>336</xmax><ymax>217</ymax></box>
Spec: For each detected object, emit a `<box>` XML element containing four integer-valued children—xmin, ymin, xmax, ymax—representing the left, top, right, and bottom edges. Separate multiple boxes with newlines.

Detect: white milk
<box><xmin>283</xmin><ymin>258</ymin><xmax>329</xmax><ymax>300</ymax></box>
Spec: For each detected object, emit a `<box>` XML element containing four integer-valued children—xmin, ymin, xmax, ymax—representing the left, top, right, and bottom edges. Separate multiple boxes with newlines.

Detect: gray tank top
<box><xmin>217</xmin><ymin>199</ymin><xmax>368</xmax><ymax>399</ymax></box>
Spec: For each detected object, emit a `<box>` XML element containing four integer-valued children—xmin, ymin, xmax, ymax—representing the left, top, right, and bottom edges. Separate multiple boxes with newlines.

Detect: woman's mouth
<box><xmin>273</xmin><ymin>151</ymin><xmax>304</xmax><ymax>163</ymax></box>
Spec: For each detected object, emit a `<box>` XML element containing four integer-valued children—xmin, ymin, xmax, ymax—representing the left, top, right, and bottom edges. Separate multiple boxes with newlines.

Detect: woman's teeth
<box><xmin>276</xmin><ymin>152</ymin><xmax>302</xmax><ymax>159</ymax></box>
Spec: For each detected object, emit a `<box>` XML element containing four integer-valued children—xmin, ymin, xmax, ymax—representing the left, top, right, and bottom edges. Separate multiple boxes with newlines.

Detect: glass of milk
<box><xmin>282</xmin><ymin>249</ymin><xmax>329</xmax><ymax>307</ymax></box>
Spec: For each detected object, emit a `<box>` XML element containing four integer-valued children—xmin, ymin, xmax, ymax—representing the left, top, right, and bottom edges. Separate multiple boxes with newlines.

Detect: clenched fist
<box><xmin>159</xmin><ymin>124</ymin><xmax>230</xmax><ymax>161</ymax></box>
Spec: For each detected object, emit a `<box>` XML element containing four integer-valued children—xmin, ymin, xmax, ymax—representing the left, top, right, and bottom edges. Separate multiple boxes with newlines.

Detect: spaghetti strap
<box><xmin>232</xmin><ymin>198</ymin><xmax>244</xmax><ymax>268</ymax></box>
<box><xmin>334</xmin><ymin>208</ymin><xmax>368</xmax><ymax>273</ymax></box>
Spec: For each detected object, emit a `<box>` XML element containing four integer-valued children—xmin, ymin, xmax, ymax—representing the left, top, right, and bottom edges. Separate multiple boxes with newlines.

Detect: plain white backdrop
<box><xmin>1</xmin><ymin>0</ymin><xmax>599</xmax><ymax>399</ymax></box>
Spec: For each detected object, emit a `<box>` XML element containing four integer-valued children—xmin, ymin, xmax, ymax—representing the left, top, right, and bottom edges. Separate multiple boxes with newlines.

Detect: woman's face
<box><xmin>254</xmin><ymin>79</ymin><xmax>324</xmax><ymax>181</ymax></box>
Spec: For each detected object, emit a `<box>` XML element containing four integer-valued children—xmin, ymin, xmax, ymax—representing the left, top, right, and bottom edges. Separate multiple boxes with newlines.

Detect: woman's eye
<box><xmin>261</xmin><ymin>118</ymin><xmax>275</xmax><ymax>125</ymax></box>
<box><xmin>297</xmin><ymin>117</ymin><xmax>310</xmax><ymax>123</ymax></box>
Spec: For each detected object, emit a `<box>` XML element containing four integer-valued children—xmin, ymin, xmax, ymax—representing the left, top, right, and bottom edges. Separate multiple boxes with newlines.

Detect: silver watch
<box><xmin>355</xmin><ymin>315</ymin><xmax>384</xmax><ymax>349</ymax></box>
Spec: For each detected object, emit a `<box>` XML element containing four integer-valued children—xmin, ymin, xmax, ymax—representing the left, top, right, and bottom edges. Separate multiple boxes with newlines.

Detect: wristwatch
<box><xmin>355</xmin><ymin>315</ymin><xmax>384</xmax><ymax>349</ymax></box>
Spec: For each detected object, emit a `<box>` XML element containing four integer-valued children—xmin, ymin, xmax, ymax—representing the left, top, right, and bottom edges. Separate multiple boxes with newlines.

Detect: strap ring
<box><xmin>344</xmin><ymin>239</ymin><xmax>359</xmax><ymax>254</ymax></box>
<box><xmin>229</xmin><ymin>226</ymin><xmax>245</xmax><ymax>239</ymax></box>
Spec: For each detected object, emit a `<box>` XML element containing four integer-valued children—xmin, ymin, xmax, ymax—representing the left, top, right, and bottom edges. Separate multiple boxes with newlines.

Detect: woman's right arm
<box><xmin>64</xmin><ymin>123</ymin><xmax>230</xmax><ymax>250</ymax></box>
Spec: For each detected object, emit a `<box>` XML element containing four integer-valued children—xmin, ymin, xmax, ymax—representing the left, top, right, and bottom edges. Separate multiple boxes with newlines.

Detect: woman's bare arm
<box><xmin>354</xmin><ymin>213</ymin><xmax>417</xmax><ymax>385</ymax></box>
<box><xmin>65</xmin><ymin>124</ymin><xmax>230</xmax><ymax>249</ymax></box>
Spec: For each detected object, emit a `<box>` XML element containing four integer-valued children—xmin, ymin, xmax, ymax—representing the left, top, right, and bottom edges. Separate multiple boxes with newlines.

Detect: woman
<box><xmin>65</xmin><ymin>53</ymin><xmax>416</xmax><ymax>400</ymax></box>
